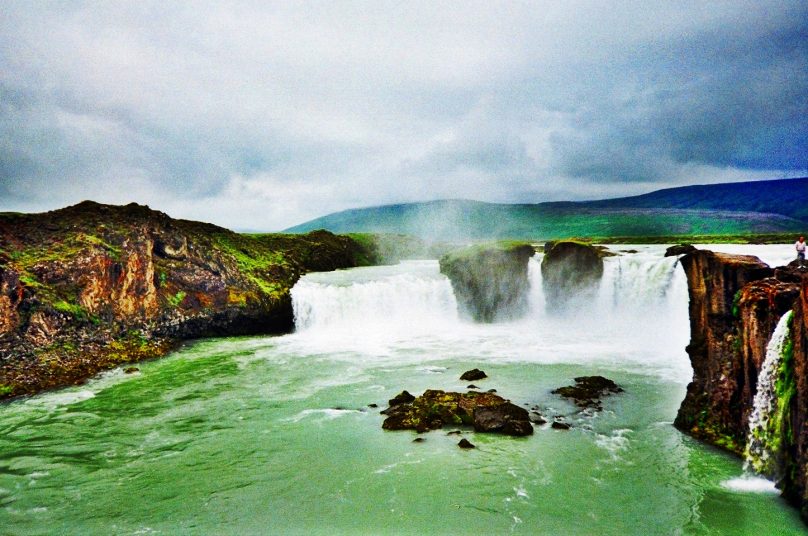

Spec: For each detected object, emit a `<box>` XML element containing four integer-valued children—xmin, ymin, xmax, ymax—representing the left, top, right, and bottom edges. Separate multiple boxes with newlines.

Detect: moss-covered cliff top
<box><xmin>0</xmin><ymin>201</ymin><xmax>377</xmax><ymax>399</ymax></box>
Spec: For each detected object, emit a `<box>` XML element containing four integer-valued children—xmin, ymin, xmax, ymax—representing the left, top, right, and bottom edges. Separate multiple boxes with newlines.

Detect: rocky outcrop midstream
<box><xmin>540</xmin><ymin>241</ymin><xmax>606</xmax><ymax>313</ymax></box>
<box><xmin>439</xmin><ymin>242</ymin><xmax>535</xmax><ymax>322</ymax></box>
<box><xmin>675</xmin><ymin>249</ymin><xmax>808</xmax><ymax>521</ymax></box>
<box><xmin>0</xmin><ymin>201</ymin><xmax>374</xmax><ymax>398</ymax></box>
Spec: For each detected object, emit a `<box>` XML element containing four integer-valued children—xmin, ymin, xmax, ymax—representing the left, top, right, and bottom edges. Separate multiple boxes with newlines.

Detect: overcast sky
<box><xmin>1</xmin><ymin>1</ymin><xmax>806</xmax><ymax>230</ymax></box>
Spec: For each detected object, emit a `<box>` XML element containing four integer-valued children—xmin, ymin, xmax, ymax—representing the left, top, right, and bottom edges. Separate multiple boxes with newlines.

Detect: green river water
<box><xmin>1</xmin><ymin>249</ymin><xmax>805</xmax><ymax>535</ymax></box>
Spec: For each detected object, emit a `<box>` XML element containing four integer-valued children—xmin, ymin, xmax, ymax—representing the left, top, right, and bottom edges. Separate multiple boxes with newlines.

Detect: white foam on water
<box><xmin>282</xmin><ymin>408</ymin><xmax>364</xmax><ymax>423</ymax></box>
<box><xmin>24</xmin><ymin>389</ymin><xmax>96</xmax><ymax>408</ymax></box>
<box><xmin>720</xmin><ymin>475</ymin><xmax>780</xmax><ymax>494</ymax></box>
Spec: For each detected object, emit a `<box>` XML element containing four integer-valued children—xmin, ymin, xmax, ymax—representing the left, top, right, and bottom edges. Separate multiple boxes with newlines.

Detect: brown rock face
<box><xmin>0</xmin><ymin>201</ymin><xmax>372</xmax><ymax>398</ymax></box>
<box><xmin>676</xmin><ymin>249</ymin><xmax>808</xmax><ymax>522</ymax></box>
<box><xmin>787</xmin><ymin>276</ymin><xmax>808</xmax><ymax>519</ymax></box>
<box><xmin>674</xmin><ymin>250</ymin><xmax>773</xmax><ymax>452</ymax></box>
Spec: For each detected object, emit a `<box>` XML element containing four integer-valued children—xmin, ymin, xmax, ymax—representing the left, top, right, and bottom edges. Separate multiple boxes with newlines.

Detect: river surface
<box><xmin>1</xmin><ymin>245</ymin><xmax>805</xmax><ymax>535</ymax></box>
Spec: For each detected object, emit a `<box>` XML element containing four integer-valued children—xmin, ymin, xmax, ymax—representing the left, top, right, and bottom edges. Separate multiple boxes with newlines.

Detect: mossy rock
<box><xmin>541</xmin><ymin>241</ymin><xmax>605</xmax><ymax>313</ymax></box>
<box><xmin>439</xmin><ymin>242</ymin><xmax>535</xmax><ymax>322</ymax></box>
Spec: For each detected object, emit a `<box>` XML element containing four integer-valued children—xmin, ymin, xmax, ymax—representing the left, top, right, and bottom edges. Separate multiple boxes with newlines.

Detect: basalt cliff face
<box><xmin>0</xmin><ymin>201</ymin><xmax>372</xmax><ymax>399</ymax></box>
<box><xmin>675</xmin><ymin>249</ymin><xmax>808</xmax><ymax>520</ymax></box>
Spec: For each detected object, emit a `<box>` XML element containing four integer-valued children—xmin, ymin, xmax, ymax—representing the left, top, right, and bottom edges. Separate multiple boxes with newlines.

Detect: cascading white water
<box><xmin>745</xmin><ymin>310</ymin><xmax>794</xmax><ymax>476</ymax></box>
<box><xmin>292</xmin><ymin>260</ymin><xmax>459</xmax><ymax>333</ymax></box>
<box><xmin>289</xmin><ymin>247</ymin><xmax>692</xmax><ymax>380</ymax></box>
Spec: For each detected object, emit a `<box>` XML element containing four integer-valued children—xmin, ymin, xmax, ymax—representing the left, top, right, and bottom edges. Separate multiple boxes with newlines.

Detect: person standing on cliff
<box><xmin>797</xmin><ymin>236</ymin><xmax>806</xmax><ymax>269</ymax></box>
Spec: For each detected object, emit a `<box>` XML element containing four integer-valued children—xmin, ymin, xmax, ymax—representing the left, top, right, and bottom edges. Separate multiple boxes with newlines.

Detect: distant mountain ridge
<box><xmin>286</xmin><ymin>177</ymin><xmax>808</xmax><ymax>240</ymax></box>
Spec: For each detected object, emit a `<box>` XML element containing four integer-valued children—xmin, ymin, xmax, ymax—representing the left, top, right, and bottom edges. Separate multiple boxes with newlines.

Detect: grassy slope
<box><xmin>285</xmin><ymin>177</ymin><xmax>808</xmax><ymax>241</ymax></box>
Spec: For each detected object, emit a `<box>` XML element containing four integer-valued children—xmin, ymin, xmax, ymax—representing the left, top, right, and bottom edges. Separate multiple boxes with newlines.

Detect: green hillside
<box><xmin>285</xmin><ymin>177</ymin><xmax>808</xmax><ymax>241</ymax></box>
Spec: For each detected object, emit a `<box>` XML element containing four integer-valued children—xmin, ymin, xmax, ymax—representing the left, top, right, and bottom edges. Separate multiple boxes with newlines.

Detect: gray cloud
<box><xmin>1</xmin><ymin>1</ymin><xmax>805</xmax><ymax>229</ymax></box>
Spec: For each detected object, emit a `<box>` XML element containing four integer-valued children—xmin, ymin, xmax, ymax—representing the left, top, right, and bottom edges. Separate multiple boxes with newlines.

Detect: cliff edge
<box><xmin>675</xmin><ymin>249</ymin><xmax>808</xmax><ymax>520</ymax></box>
<box><xmin>0</xmin><ymin>201</ymin><xmax>373</xmax><ymax>399</ymax></box>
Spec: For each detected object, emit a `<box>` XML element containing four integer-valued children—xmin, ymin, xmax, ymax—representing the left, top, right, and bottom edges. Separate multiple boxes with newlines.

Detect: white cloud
<box><xmin>0</xmin><ymin>1</ymin><xmax>805</xmax><ymax>229</ymax></box>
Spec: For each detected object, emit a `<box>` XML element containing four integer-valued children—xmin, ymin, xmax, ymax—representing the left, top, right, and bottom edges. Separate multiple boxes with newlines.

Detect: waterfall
<box><xmin>745</xmin><ymin>310</ymin><xmax>794</xmax><ymax>477</ymax></box>
<box><xmin>291</xmin><ymin>260</ymin><xmax>458</xmax><ymax>333</ymax></box>
<box><xmin>292</xmin><ymin>248</ymin><xmax>686</xmax><ymax>335</ymax></box>
<box><xmin>288</xmin><ymin>247</ymin><xmax>691</xmax><ymax>379</ymax></box>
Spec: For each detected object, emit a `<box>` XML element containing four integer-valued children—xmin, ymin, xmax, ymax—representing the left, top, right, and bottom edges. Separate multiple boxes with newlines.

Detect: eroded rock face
<box><xmin>675</xmin><ymin>249</ymin><xmax>808</xmax><ymax>522</ymax></box>
<box><xmin>439</xmin><ymin>242</ymin><xmax>535</xmax><ymax>323</ymax></box>
<box><xmin>381</xmin><ymin>389</ymin><xmax>533</xmax><ymax>436</ymax></box>
<box><xmin>541</xmin><ymin>241</ymin><xmax>604</xmax><ymax>313</ymax></box>
<box><xmin>674</xmin><ymin>250</ymin><xmax>774</xmax><ymax>452</ymax></box>
<box><xmin>0</xmin><ymin>201</ymin><xmax>373</xmax><ymax>398</ymax></box>
<box><xmin>785</xmin><ymin>275</ymin><xmax>808</xmax><ymax>520</ymax></box>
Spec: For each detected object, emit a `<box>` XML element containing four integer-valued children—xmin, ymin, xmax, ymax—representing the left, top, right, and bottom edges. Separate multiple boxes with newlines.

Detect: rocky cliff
<box><xmin>540</xmin><ymin>241</ymin><xmax>608</xmax><ymax>313</ymax></box>
<box><xmin>0</xmin><ymin>201</ymin><xmax>374</xmax><ymax>399</ymax></box>
<box><xmin>675</xmin><ymin>249</ymin><xmax>808</xmax><ymax>520</ymax></box>
<box><xmin>439</xmin><ymin>242</ymin><xmax>535</xmax><ymax>322</ymax></box>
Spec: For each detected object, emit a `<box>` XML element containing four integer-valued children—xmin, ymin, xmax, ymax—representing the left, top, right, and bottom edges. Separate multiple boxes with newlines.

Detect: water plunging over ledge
<box><xmin>0</xmin><ymin>245</ymin><xmax>803</xmax><ymax>534</ymax></box>
<box><xmin>746</xmin><ymin>311</ymin><xmax>794</xmax><ymax>477</ymax></box>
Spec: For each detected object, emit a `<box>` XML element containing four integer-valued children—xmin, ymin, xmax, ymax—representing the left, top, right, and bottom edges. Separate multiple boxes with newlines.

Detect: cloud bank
<box><xmin>1</xmin><ymin>1</ymin><xmax>806</xmax><ymax>230</ymax></box>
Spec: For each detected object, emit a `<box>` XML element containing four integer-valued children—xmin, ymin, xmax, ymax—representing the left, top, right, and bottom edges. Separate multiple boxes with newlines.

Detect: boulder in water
<box><xmin>473</xmin><ymin>403</ymin><xmax>534</xmax><ymax>436</ymax></box>
<box><xmin>460</xmin><ymin>368</ymin><xmax>487</xmax><ymax>381</ymax></box>
<box><xmin>458</xmin><ymin>438</ymin><xmax>476</xmax><ymax>449</ymax></box>
<box><xmin>381</xmin><ymin>389</ymin><xmax>533</xmax><ymax>437</ymax></box>
<box><xmin>388</xmin><ymin>390</ymin><xmax>416</xmax><ymax>407</ymax></box>
<box><xmin>552</xmin><ymin>376</ymin><xmax>623</xmax><ymax>410</ymax></box>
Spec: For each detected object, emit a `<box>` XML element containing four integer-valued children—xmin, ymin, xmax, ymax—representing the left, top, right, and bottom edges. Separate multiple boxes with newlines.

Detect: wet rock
<box><xmin>460</xmin><ymin>368</ymin><xmax>487</xmax><ymax>381</ymax></box>
<box><xmin>487</xmin><ymin>389</ymin><xmax>497</xmax><ymax>393</ymax></box>
<box><xmin>447</xmin><ymin>430</ymin><xmax>462</xmax><ymax>435</ymax></box>
<box><xmin>458</xmin><ymin>439</ymin><xmax>476</xmax><ymax>449</ymax></box>
<box><xmin>123</xmin><ymin>367</ymin><xmax>139</xmax><ymax>374</ymax></box>
<box><xmin>368</xmin><ymin>403</ymin><xmax>379</xmax><ymax>408</ymax></box>
<box><xmin>388</xmin><ymin>390</ymin><xmax>415</xmax><ymax>406</ymax></box>
<box><xmin>530</xmin><ymin>413</ymin><xmax>547</xmax><ymax>425</ymax></box>
<box><xmin>467</xmin><ymin>384</ymin><xmax>479</xmax><ymax>389</ymax></box>
<box><xmin>541</xmin><ymin>241</ymin><xmax>605</xmax><ymax>313</ymax></box>
<box><xmin>439</xmin><ymin>242</ymin><xmax>535</xmax><ymax>322</ymax></box>
<box><xmin>412</xmin><ymin>437</ymin><xmax>425</xmax><ymax>443</ymax></box>
<box><xmin>552</xmin><ymin>421</ymin><xmax>571</xmax><ymax>430</ymax></box>
<box><xmin>381</xmin><ymin>389</ymin><xmax>532</xmax><ymax>437</ymax></box>
<box><xmin>473</xmin><ymin>402</ymin><xmax>533</xmax><ymax>436</ymax></box>
<box><xmin>665</xmin><ymin>244</ymin><xmax>697</xmax><ymax>257</ymax></box>
<box><xmin>552</xmin><ymin>376</ymin><xmax>623</xmax><ymax>409</ymax></box>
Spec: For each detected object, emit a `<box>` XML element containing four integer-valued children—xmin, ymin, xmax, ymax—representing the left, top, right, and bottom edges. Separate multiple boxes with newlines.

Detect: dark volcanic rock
<box><xmin>458</xmin><ymin>438</ymin><xmax>476</xmax><ymax>449</ymax></box>
<box><xmin>665</xmin><ymin>244</ymin><xmax>697</xmax><ymax>257</ymax></box>
<box><xmin>439</xmin><ymin>242</ymin><xmax>535</xmax><ymax>322</ymax></box>
<box><xmin>541</xmin><ymin>241</ymin><xmax>605</xmax><ymax>313</ymax></box>
<box><xmin>388</xmin><ymin>390</ymin><xmax>416</xmax><ymax>406</ymax></box>
<box><xmin>473</xmin><ymin>402</ymin><xmax>533</xmax><ymax>436</ymax></box>
<box><xmin>460</xmin><ymin>368</ymin><xmax>487</xmax><ymax>381</ymax></box>
<box><xmin>551</xmin><ymin>421</ymin><xmax>571</xmax><ymax>430</ymax></box>
<box><xmin>552</xmin><ymin>376</ymin><xmax>623</xmax><ymax>409</ymax></box>
<box><xmin>381</xmin><ymin>389</ymin><xmax>533</xmax><ymax>437</ymax></box>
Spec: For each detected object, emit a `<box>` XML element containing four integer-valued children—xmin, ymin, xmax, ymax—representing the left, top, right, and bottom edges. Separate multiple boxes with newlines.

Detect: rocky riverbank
<box><xmin>0</xmin><ymin>201</ymin><xmax>376</xmax><ymax>399</ymax></box>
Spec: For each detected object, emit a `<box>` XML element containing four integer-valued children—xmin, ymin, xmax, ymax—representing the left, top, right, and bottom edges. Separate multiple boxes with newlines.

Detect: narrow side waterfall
<box><xmin>745</xmin><ymin>310</ymin><xmax>794</xmax><ymax>477</ymax></box>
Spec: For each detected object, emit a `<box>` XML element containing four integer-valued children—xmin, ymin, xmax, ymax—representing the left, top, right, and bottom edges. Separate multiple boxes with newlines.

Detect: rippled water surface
<box><xmin>1</xmin><ymin>246</ymin><xmax>804</xmax><ymax>535</ymax></box>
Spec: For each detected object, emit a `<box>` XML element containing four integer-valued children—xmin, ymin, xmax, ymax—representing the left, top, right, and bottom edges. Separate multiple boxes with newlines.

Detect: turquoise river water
<box><xmin>1</xmin><ymin>245</ymin><xmax>806</xmax><ymax>535</ymax></box>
